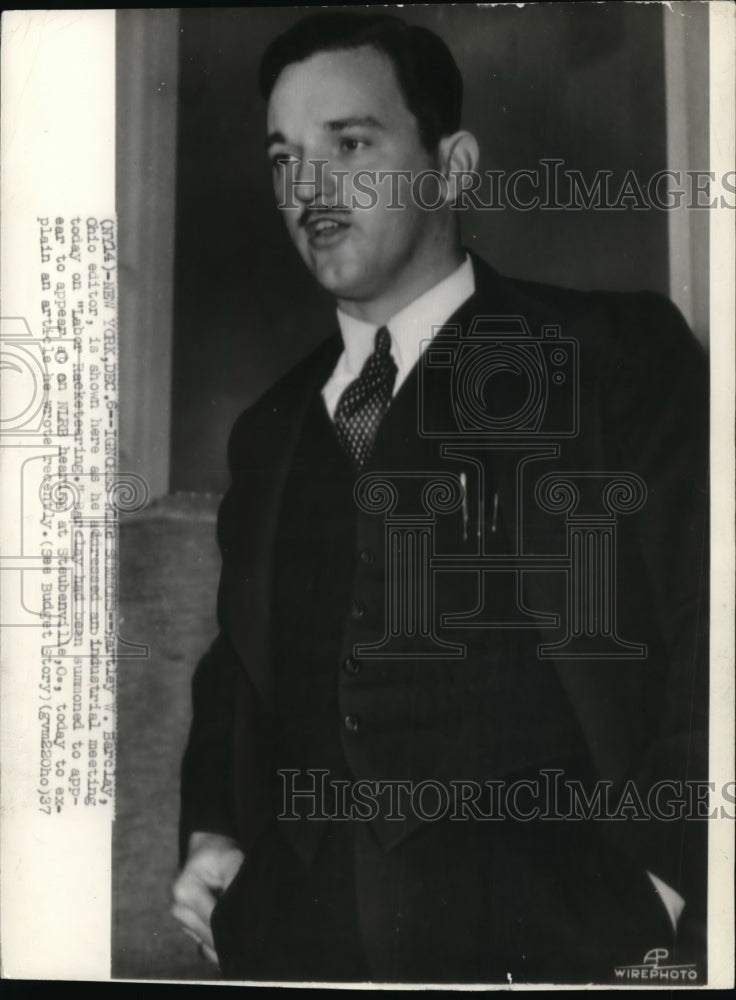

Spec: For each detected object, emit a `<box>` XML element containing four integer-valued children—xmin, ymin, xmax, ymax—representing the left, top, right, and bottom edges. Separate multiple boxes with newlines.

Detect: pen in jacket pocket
<box><xmin>459</xmin><ymin>471</ymin><xmax>498</xmax><ymax>542</ymax></box>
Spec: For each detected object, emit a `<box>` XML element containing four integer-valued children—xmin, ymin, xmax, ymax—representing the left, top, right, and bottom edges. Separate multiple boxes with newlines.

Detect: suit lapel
<box><xmin>366</xmin><ymin>255</ymin><xmax>634</xmax><ymax>778</ymax></box>
<box><xmin>372</xmin><ymin>253</ymin><xmax>569</xmax><ymax>568</ymax></box>
<box><xmin>222</xmin><ymin>334</ymin><xmax>342</xmax><ymax>706</ymax></box>
<box><xmin>458</xmin><ymin>259</ymin><xmax>638</xmax><ymax>778</ymax></box>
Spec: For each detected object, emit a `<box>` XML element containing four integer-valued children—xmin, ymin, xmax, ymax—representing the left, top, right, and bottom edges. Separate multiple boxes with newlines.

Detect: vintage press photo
<box><xmin>0</xmin><ymin>3</ymin><xmax>734</xmax><ymax>988</ymax></box>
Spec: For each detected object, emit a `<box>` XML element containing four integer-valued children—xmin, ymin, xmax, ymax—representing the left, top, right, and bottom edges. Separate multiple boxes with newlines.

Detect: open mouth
<box><xmin>301</xmin><ymin>210</ymin><xmax>352</xmax><ymax>246</ymax></box>
<box><xmin>312</xmin><ymin>218</ymin><xmax>344</xmax><ymax>234</ymax></box>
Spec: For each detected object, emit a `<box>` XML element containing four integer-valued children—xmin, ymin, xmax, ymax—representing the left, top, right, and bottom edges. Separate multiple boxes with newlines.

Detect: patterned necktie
<box><xmin>334</xmin><ymin>326</ymin><xmax>398</xmax><ymax>472</ymax></box>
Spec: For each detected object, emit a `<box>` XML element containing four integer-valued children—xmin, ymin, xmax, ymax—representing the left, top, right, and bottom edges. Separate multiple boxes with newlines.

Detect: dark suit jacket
<box><xmin>179</xmin><ymin>252</ymin><xmax>709</xmax><ymax>974</ymax></box>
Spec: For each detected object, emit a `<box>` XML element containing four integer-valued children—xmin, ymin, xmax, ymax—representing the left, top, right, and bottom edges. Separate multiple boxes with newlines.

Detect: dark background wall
<box><xmin>170</xmin><ymin>4</ymin><xmax>672</xmax><ymax>494</ymax></box>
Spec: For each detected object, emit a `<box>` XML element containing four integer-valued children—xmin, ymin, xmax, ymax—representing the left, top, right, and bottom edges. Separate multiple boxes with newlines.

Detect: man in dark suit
<box><xmin>171</xmin><ymin>12</ymin><xmax>708</xmax><ymax>984</ymax></box>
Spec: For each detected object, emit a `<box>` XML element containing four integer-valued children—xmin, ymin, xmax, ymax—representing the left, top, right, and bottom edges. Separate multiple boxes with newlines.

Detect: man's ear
<box><xmin>438</xmin><ymin>130</ymin><xmax>480</xmax><ymax>203</ymax></box>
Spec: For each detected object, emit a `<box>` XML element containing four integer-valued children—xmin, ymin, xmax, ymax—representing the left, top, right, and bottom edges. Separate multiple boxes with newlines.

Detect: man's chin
<box><xmin>308</xmin><ymin>259</ymin><xmax>368</xmax><ymax>300</ymax></box>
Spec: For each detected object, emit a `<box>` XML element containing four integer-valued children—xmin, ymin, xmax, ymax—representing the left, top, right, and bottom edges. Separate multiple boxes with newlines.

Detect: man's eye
<box><xmin>339</xmin><ymin>138</ymin><xmax>367</xmax><ymax>154</ymax></box>
<box><xmin>271</xmin><ymin>153</ymin><xmax>299</xmax><ymax>170</ymax></box>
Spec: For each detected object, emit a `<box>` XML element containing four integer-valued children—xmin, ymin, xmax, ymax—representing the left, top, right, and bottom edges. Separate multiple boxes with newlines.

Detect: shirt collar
<box><xmin>335</xmin><ymin>254</ymin><xmax>475</xmax><ymax>382</ymax></box>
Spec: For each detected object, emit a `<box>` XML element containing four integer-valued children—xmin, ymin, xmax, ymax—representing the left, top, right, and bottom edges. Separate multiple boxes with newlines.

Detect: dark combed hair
<box><xmin>259</xmin><ymin>11</ymin><xmax>463</xmax><ymax>150</ymax></box>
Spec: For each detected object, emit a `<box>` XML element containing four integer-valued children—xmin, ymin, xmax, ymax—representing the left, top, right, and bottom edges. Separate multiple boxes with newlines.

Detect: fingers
<box><xmin>171</xmin><ymin>899</ymin><xmax>215</xmax><ymax>951</ymax></box>
<box><xmin>200</xmin><ymin>942</ymin><xmax>219</xmax><ymax>965</ymax></box>
<box><xmin>219</xmin><ymin>848</ymin><xmax>246</xmax><ymax>889</ymax></box>
<box><xmin>173</xmin><ymin>866</ymin><xmax>218</xmax><ymax>923</ymax></box>
<box><xmin>181</xmin><ymin>925</ymin><xmax>218</xmax><ymax>965</ymax></box>
<box><xmin>171</xmin><ymin>832</ymin><xmax>246</xmax><ymax>963</ymax></box>
<box><xmin>171</xmin><ymin>869</ymin><xmax>217</xmax><ymax>951</ymax></box>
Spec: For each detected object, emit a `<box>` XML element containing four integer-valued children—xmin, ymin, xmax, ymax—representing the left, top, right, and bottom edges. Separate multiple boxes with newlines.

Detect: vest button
<box><xmin>342</xmin><ymin>657</ymin><xmax>361</xmax><ymax>675</ymax></box>
<box><xmin>359</xmin><ymin>549</ymin><xmax>374</xmax><ymax>565</ymax></box>
<box><xmin>351</xmin><ymin>601</ymin><xmax>365</xmax><ymax>619</ymax></box>
<box><xmin>344</xmin><ymin>714</ymin><xmax>360</xmax><ymax>733</ymax></box>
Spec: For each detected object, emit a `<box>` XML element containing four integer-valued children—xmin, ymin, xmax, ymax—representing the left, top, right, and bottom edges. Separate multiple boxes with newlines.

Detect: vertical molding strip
<box><xmin>663</xmin><ymin>2</ymin><xmax>709</xmax><ymax>346</ymax></box>
<box><xmin>116</xmin><ymin>10</ymin><xmax>180</xmax><ymax>499</ymax></box>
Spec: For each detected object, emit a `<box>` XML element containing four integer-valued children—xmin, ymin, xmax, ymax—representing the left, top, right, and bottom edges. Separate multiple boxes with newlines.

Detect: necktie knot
<box><xmin>374</xmin><ymin>325</ymin><xmax>392</xmax><ymax>357</ymax></box>
<box><xmin>334</xmin><ymin>325</ymin><xmax>398</xmax><ymax>472</ymax></box>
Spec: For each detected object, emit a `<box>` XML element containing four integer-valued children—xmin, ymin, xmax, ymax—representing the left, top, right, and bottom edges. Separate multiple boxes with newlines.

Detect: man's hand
<box><xmin>171</xmin><ymin>831</ymin><xmax>245</xmax><ymax>965</ymax></box>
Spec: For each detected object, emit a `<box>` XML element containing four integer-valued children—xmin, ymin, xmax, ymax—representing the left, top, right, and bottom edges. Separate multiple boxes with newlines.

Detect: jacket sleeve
<box><xmin>177</xmin><ymin>410</ymin><xmax>258</xmax><ymax>867</ymax></box>
<box><xmin>600</xmin><ymin>291</ymin><xmax>709</xmax><ymax>913</ymax></box>
<box><xmin>178</xmin><ymin>630</ymin><xmax>240</xmax><ymax>865</ymax></box>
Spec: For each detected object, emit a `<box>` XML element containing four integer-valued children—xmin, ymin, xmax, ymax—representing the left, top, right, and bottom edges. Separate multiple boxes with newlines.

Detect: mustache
<box><xmin>298</xmin><ymin>206</ymin><xmax>352</xmax><ymax>228</ymax></box>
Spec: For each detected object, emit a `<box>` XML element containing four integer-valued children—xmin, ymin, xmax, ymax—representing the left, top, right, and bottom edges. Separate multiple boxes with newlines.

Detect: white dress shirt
<box><xmin>322</xmin><ymin>254</ymin><xmax>475</xmax><ymax>418</ymax></box>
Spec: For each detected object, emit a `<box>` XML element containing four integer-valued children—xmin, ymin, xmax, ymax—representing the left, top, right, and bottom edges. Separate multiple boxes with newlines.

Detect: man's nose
<box><xmin>292</xmin><ymin>156</ymin><xmax>329</xmax><ymax>205</ymax></box>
